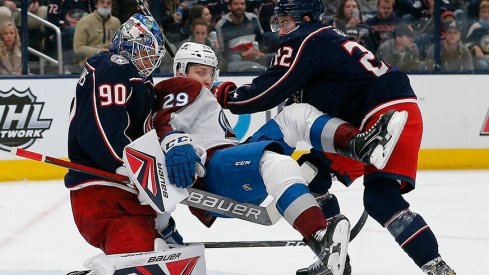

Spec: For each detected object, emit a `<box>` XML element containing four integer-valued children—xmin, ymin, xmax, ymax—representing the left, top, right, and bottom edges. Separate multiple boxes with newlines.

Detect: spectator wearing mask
<box><xmin>377</xmin><ymin>23</ymin><xmax>420</xmax><ymax>71</ymax></box>
<box><xmin>365</xmin><ymin>0</ymin><xmax>401</xmax><ymax>52</ymax></box>
<box><xmin>0</xmin><ymin>20</ymin><xmax>21</xmax><ymax>75</ymax></box>
<box><xmin>426</xmin><ymin>20</ymin><xmax>473</xmax><ymax>71</ymax></box>
<box><xmin>73</xmin><ymin>0</ymin><xmax>120</xmax><ymax>68</ymax></box>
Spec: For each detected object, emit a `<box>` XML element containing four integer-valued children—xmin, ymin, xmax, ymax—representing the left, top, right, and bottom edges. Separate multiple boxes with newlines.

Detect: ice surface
<box><xmin>1</xmin><ymin>170</ymin><xmax>488</xmax><ymax>274</ymax></box>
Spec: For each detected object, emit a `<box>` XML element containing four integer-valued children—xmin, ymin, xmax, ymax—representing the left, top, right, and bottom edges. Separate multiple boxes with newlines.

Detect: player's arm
<box><xmin>154</xmin><ymin>77</ymin><xmax>206</xmax><ymax>188</ymax></box>
<box><xmin>213</xmin><ymin>40</ymin><xmax>320</xmax><ymax>114</ymax></box>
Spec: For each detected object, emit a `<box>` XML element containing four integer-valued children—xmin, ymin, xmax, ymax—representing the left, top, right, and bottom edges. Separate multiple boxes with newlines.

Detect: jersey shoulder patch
<box><xmin>110</xmin><ymin>54</ymin><xmax>130</xmax><ymax>65</ymax></box>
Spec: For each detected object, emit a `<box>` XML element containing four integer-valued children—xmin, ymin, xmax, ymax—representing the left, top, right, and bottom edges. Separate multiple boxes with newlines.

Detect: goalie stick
<box><xmin>10</xmin><ymin>147</ymin><xmax>281</xmax><ymax>226</ymax></box>
<box><xmin>136</xmin><ymin>0</ymin><xmax>176</xmax><ymax>58</ymax></box>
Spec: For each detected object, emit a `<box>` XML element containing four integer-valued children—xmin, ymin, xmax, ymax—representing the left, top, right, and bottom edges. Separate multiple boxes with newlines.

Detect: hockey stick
<box><xmin>187</xmin><ymin>210</ymin><xmax>368</xmax><ymax>248</ymax></box>
<box><xmin>10</xmin><ymin>147</ymin><xmax>280</xmax><ymax>226</ymax></box>
<box><xmin>135</xmin><ymin>0</ymin><xmax>176</xmax><ymax>58</ymax></box>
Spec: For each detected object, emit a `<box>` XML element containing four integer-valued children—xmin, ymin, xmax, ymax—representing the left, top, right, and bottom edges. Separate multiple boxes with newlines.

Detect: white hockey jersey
<box><xmin>153</xmin><ymin>77</ymin><xmax>238</xmax><ymax>155</ymax></box>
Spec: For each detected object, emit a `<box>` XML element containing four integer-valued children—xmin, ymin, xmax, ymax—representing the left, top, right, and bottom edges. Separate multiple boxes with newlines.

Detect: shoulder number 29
<box><xmin>343</xmin><ymin>41</ymin><xmax>388</xmax><ymax>77</ymax></box>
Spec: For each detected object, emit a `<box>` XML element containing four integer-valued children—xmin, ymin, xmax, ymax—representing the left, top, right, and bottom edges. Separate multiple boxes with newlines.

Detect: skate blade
<box><xmin>370</xmin><ymin>111</ymin><xmax>408</xmax><ymax>170</ymax></box>
<box><xmin>326</xmin><ymin>219</ymin><xmax>351</xmax><ymax>275</ymax></box>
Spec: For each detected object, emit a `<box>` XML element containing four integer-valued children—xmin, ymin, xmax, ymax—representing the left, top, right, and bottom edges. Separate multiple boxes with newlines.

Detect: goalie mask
<box><xmin>271</xmin><ymin>0</ymin><xmax>324</xmax><ymax>32</ymax></box>
<box><xmin>173</xmin><ymin>42</ymin><xmax>220</xmax><ymax>83</ymax></box>
<box><xmin>109</xmin><ymin>13</ymin><xmax>166</xmax><ymax>78</ymax></box>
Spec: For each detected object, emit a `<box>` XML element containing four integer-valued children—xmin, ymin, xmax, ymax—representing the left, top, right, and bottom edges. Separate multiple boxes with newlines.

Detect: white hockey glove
<box><xmin>161</xmin><ymin>131</ymin><xmax>205</xmax><ymax>188</ymax></box>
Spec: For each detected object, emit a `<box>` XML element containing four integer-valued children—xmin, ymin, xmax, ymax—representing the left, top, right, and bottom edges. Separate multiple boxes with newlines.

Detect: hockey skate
<box><xmin>66</xmin><ymin>271</ymin><xmax>93</xmax><ymax>275</ymax></box>
<box><xmin>302</xmin><ymin>214</ymin><xmax>351</xmax><ymax>275</ymax></box>
<box><xmin>296</xmin><ymin>254</ymin><xmax>352</xmax><ymax>275</ymax></box>
<box><xmin>421</xmin><ymin>257</ymin><xmax>456</xmax><ymax>275</ymax></box>
<box><xmin>338</xmin><ymin>110</ymin><xmax>408</xmax><ymax>170</ymax></box>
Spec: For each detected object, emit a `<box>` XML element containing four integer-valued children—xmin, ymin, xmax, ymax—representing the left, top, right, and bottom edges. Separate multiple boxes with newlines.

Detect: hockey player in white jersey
<box><xmin>152</xmin><ymin>42</ymin><xmax>408</xmax><ymax>274</ymax></box>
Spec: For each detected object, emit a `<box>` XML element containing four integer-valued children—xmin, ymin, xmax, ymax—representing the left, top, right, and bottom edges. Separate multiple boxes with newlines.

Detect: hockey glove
<box><xmin>161</xmin><ymin>131</ymin><xmax>205</xmax><ymax>188</ymax></box>
<box><xmin>211</xmin><ymin>81</ymin><xmax>236</xmax><ymax>108</ymax></box>
<box><xmin>160</xmin><ymin>217</ymin><xmax>184</xmax><ymax>246</ymax></box>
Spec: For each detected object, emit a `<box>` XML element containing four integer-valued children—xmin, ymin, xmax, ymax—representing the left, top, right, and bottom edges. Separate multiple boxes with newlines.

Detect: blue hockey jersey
<box><xmin>65</xmin><ymin>52</ymin><xmax>155</xmax><ymax>190</ymax></box>
<box><xmin>225</xmin><ymin>22</ymin><xmax>416</xmax><ymax>127</ymax></box>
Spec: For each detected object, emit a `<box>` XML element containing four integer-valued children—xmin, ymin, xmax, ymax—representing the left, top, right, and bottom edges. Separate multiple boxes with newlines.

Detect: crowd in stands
<box><xmin>2</xmin><ymin>0</ymin><xmax>489</xmax><ymax>74</ymax></box>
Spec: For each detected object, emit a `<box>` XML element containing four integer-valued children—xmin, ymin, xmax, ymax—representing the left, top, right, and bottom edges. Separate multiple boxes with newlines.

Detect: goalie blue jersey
<box><xmin>225</xmin><ymin>22</ymin><xmax>416</xmax><ymax>127</ymax></box>
<box><xmin>65</xmin><ymin>52</ymin><xmax>155</xmax><ymax>189</ymax></box>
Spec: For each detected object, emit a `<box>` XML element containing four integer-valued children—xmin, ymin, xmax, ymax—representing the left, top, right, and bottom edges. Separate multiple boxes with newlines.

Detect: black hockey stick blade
<box><xmin>350</xmin><ymin>209</ymin><xmax>368</xmax><ymax>241</ymax></box>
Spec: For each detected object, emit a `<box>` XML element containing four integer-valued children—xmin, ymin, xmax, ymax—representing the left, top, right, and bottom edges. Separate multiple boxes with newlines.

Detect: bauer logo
<box><xmin>481</xmin><ymin>108</ymin><xmax>489</xmax><ymax>136</ymax></box>
<box><xmin>0</xmin><ymin>88</ymin><xmax>52</xmax><ymax>152</ymax></box>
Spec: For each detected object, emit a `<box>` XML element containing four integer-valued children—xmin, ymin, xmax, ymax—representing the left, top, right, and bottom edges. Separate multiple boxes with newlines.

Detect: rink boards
<box><xmin>0</xmin><ymin>74</ymin><xmax>488</xmax><ymax>182</ymax></box>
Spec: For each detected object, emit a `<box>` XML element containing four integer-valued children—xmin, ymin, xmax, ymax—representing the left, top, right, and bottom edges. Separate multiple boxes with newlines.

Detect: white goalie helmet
<box><xmin>173</xmin><ymin>42</ymin><xmax>220</xmax><ymax>82</ymax></box>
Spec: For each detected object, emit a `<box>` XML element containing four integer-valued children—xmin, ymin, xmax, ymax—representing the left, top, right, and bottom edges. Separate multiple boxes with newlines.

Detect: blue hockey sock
<box><xmin>387</xmin><ymin>210</ymin><xmax>440</xmax><ymax>267</ymax></box>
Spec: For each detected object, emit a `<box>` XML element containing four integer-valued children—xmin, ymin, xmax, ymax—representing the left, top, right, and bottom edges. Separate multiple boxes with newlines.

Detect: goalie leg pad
<box><xmin>84</xmin><ymin>242</ymin><xmax>206</xmax><ymax>275</ymax></box>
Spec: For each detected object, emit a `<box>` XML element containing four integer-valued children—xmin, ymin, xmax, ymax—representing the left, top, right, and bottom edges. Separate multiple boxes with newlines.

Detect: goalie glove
<box><xmin>161</xmin><ymin>131</ymin><xmax>205</xmax><ymax>188</ymax></box>
<box><xmin>211</xmin><ymin>81</ymin><xmax>236</xmax><ymax>108</ymax></box>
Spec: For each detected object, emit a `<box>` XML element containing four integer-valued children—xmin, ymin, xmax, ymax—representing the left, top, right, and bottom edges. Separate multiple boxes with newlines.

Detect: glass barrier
<box><xmin>11</xmin><ymin>0</ymin><xmax>489</xmax><ymax>75</ymax></box>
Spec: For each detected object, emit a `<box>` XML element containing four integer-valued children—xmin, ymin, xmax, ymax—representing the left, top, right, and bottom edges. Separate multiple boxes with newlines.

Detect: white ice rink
<box><xmin>1</xmin><ymin>170</ymin><xmax>488</xmax><ymax>275</ymax></box>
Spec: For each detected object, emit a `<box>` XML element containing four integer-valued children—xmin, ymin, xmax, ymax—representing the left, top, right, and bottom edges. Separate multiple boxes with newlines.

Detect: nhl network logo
<box><xmin>0</xmin><ymin>88</ymin><xmax>52</xmax><ymax>152</ymax></box>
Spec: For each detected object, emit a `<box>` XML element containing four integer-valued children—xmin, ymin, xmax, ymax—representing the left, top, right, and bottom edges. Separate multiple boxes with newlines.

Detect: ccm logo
<box><xmin>235</xmin><ymin>160</ymin><xmax>251</xmax><ymax>166</ymax></box>
<box><xmin>187</xmin><ymin>192</ymin><xmax>262</xmax><ymax>220</ymax></box>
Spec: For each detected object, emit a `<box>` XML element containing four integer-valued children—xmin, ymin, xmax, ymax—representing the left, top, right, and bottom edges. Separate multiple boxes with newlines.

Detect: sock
<box><xmin>309</xmin><ymin>115</ymin><xmax>360</xmax><ymax>152</ymax></box>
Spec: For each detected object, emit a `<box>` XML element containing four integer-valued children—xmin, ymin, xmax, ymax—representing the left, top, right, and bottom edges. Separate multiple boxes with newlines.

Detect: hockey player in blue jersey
<box><xmin>211</xmin><ymin>0</ymin><xmax>456</xmax><ymax>274</ymax></box>
<box><xmin>65</xmin><ymin>13</ymin><xmax>197</xmax><ymax>262</ymax></box>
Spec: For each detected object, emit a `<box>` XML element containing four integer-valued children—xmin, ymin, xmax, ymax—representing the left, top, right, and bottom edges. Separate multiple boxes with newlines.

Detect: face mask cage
<box><xmin>125</xmin><ymin>38</ymin><xmax>166</xmax><ymax>78</ymax></box>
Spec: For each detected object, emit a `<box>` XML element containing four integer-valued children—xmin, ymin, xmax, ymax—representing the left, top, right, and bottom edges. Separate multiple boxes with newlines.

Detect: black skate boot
<box><xmin>421</xmin><ymin>257</ymin><xmax>456</xmax><ymax>275</ymax></box>
<box><xmin>338</xmin><ymin>110</ymin><xmax>408</xmax><ymax>170</ymax></box>
<box><xmin>296</xmin><ymin>254</ymin><xmax>351</xmax><ymax>275</ymax></box>
<box><xmin>304</xmin><ymin>214</ymin><xmax>351</xmax><ymax>275</ymax></box>
<box><xmin>66</xmin><ymin>271</ymin><xmax>93</xmax><ymax>275</ymax></box>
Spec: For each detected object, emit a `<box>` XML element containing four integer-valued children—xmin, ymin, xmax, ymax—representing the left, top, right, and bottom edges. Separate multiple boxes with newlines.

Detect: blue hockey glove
<box><xmin>161</xmin><ymin>131</ymin><xmax>205</xmax><ymax>188</ymax></box>
<box><xmin>160</xmin><ymin>217</ymin><xmax>184</xmax><ymax>245</ymax></box>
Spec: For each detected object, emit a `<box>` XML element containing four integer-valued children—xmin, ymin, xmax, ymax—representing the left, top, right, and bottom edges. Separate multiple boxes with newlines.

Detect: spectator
<box><xmin>322</xmin><ymin>0</ymin><xmax>342</xmax><ymax>23</ymax></box>
<box><xmin>0</xmin><ymin>0</ymin><xmax>16</xmax><ymax>27</ymax></box>
<box><xmin>46</xmin><ymin>0</ymin><xmax>94</xmax><ymax>53</ymax></box>
<box><xmin>164</xmin><ymin>0</ymin><xmax>193</xmax><ymax>44</ymax></box>
<box><xmin>183</xmin><ymin>18</ymin><xmax>213</xmax><ymax>46</ymax></box>
<box><xmin>365</xmin><ymin>0</ymin><xmax>401</xmax><ymax>52</ymax></box>
<box><xmin>377</xmin><ymin>23</ymin><xmax>420</xmax><ymax>71</ymax></box>
<box><xmin>112</xmin><ymin>0</ymin><xmax>138</xmax><ymax>23</ymax></box>
<box><xmin>426</xmin><ymin>20</ymin><xmax>473</xmax><ymax>71</ymax></box>
<box><xmin>257</xmin><ymin>0</ymin><xmax>275</xmax><ymax>32</ymax></box>
<box><xmin>215</xmin><ymin>0</ymin><xmax>269</xmax><ymax>70</ymax></box>
<box><xmin>189</xmin><ymin>4</ymin><xmax>213</xmax><ymax>26</ymax></box>
<box><xmin>12</xmin><ymin>0</ymin><xmax>48</xmax><ymax>33</ymax></box>
<box><xmin>358</xmin><ymin>0</ymin><xmax>378</xmax><ymax>21</ymax></box>
<box><xmin>331</xmin><ymin>0</ymin><xmax>364</xmax><ymax>33</ymax></box>
<box><xmin>205</xmin><ymin>0</ymin><xmax>228</xmax><ymax>24</ymax></box>
<box><xmin>0</xmin><ymin>20</ymin><xmax>21</xmax><ymax>75</ymax></box>
<box><xmin>73</xmin><ymin>0</ymin><xmax>120</xmax><ymax>68</ymax></box>
<box><xmin>466</xmin><ymin>0</ymin><xmax>489</xmax><ymax>69</ymax></box>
